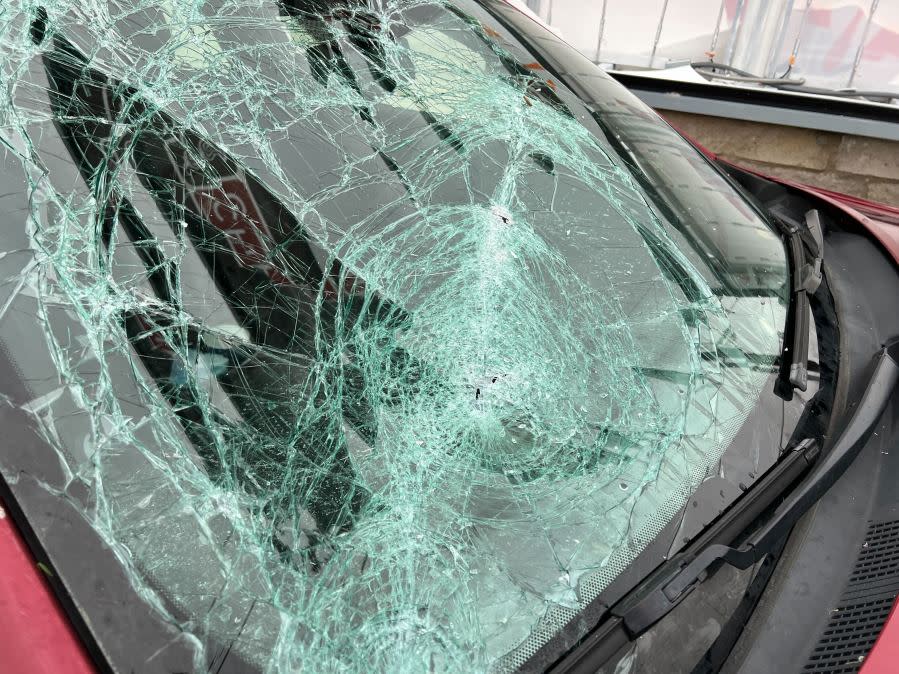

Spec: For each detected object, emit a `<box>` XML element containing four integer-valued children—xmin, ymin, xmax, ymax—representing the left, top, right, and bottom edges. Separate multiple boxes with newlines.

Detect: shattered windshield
<box><xmin>0</xmin><ymin>0</ymin><xmax>790</xmax><ymax>671</ymax></box>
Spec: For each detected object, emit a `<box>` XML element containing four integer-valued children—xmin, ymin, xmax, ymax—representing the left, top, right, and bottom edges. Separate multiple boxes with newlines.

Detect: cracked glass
<box><xmin>0</xmin><ymin>1</ymin><xmax>790</xmax><ymax>671</ymax></box>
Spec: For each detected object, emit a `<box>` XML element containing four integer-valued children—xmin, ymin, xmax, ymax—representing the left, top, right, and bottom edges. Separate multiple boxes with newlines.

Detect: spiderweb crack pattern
<box><xmin>0</xmin><ymin>1</ymin><xmax>787</xmax><ymax>671</ymax></box>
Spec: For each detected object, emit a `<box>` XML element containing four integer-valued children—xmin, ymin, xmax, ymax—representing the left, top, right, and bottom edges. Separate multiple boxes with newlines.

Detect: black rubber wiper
<box><xmin>553</xmin><ymin>343</ymin><xmax>899</xmax><ymax>674</ymax></box>
<box><xmin>773</xmin><ymin>209</ymin><xmax>824</xmax><ymax>400</ymax></box>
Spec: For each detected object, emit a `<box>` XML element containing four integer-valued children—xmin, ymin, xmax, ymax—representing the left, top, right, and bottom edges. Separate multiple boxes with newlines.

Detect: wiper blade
<box><xmin>612</xmin><ymin>437</ymin><xmax>820</xmax><ymax>637</ymax></box>
<box><xmin>555</xmin><ymin>345</ymin><xmax>898</xmax><ymax>673</ymax></box>
<box><xmin>774</xmin><ymin>209</ymin><xmax>824</xmax><ymax>400</ymax></box>
<box><xmin>620</xmin><ymin>344</ymin><xmax>897</xmax><ymax>635</ymax></box>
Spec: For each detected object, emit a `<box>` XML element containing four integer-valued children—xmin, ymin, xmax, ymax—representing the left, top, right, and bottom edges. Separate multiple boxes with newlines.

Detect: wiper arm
<box><xmin>555</xmin><ymin>346</ymin><xmax>897</xmax><ymax>673</ymax></box>
<box><xmin>773</xmin><ymin>209</ymin><xmax>824</xmax><ymax>400</ymax></box>
<box><xmin>613</xmin><ymin>343</ymin><xmax>898</xmax><ymax>639</ymax></box>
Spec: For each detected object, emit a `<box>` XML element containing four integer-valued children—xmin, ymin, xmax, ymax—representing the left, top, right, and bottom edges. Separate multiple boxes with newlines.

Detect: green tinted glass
<box><xmin>0</xmin><ymin>1</ymin><xmax>787</xmax><ymax>671</ymax></box>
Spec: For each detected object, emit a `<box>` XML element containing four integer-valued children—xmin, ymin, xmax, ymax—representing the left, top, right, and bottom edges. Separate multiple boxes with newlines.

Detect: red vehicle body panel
<box><xmin>0</xmin><ymin>500</ymin><xmax>95</xmax><ymax>673</ymax></box>
<box><xmin>745</xmin><ymin>168</ymin><xmax>899</xmax><ymax>267</ymax></box>
<box><xmin>861</xmin><ymin>597</ymin><xmax>899</xmax><ymax>674</ymax></box>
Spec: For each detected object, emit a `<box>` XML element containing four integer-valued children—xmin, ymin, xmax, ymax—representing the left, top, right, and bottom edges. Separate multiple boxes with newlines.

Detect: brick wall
<box><xmin>662</xmin><ymin>110</ymin><xmax>899</xmax><ymax>208</ymax></box>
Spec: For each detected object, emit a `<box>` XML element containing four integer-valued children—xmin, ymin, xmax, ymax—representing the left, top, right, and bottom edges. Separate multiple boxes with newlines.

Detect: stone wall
<box><xmin>661</xmin><ymin>110</ymin><xmax>899</xmax><ymax>208</ymax></box>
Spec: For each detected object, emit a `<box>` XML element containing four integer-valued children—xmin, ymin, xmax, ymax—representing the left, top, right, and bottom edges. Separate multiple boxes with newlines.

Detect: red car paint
<box><xmin>861</xmin><ymin>596</ymin><xmax>899</xmax><ymax>674</ymax></box>
<box><xmin>725</xmin><ymin>157</ymin><xmax>899</xmax><ymax>268</ymax></box>
<box><xmin>0</xmin><ymin>499</ymin><xmax>95</xmax><ymax>673</ymax></box>
<box><xmin>682</xmin><ymin>136</ymin><xmax>899</xmax><ymax>266</ymax></box>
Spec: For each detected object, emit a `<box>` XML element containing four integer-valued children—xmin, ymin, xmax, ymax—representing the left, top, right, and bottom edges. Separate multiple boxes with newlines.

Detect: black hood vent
<box><xmin>803</xmin><ymin>519</ymin><xmax>899</xmax><ymax>673</ymax></box>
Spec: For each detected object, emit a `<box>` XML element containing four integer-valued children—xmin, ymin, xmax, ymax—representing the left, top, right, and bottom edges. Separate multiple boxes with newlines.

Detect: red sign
<box><xmin>191</xmin><ymin>177</ymin><xmax>292</xmax><ymax>286</ymax></box>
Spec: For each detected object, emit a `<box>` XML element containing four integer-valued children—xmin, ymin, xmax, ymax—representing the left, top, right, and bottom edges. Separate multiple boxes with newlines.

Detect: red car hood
<box><xmin>782</xmin><ymin>182</ymin><xmax>899</xmax><ymax>263</ymax></box>
<box><xmin>0</xmin><ymin>501</ymin><xmax>94</xmax><ymax>673</ymax></box>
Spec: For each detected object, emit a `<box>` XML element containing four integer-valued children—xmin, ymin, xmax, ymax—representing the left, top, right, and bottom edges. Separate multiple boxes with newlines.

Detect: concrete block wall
<box><xmin>661</xmin><ymin>111</ymin><xmax>899</xmax><ymax>208</ymax></box>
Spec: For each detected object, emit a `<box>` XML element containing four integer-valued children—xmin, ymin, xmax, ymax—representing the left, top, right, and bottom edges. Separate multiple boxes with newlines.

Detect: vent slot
<box><xmin>803</xmin><ymin>519</ymin><xmax>899</xmax><ymax>673</ymax></box>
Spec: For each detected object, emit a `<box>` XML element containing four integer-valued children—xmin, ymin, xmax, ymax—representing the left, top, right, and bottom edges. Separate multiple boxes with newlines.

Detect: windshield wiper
<box><xmin>553</xmin><ymin>343</ymin><xmax>899</xmax><ymax>674</ymax></box>
<box><xmin>773</xmin><ymin>209</ymin><xmax>824</xmax><ymax>400</ymax></box>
